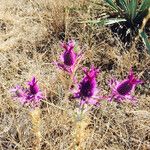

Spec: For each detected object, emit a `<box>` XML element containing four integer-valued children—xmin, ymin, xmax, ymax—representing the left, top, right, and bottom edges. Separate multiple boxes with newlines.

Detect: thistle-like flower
<box><xmin>10</xmin><ymin>77</ymin><xmax>43</xmax><ymax>108</ymax></box>
<box><xmin>56</xmin><ymin>40</ymin><xmax>79</xmax><ymax>74</ymax></box>
<box><xmin>109</xmin><ymin>69</ymin><xmax>142</xmax><ymax>103</ymax></box>
<box><xmin>74</xmin><ymin>65</ymin><xmax>100</xmax><ymax>106</ymax></box>
<box><xmin>27</xmin><ymin>77</ymin><xmax>43</xmax><ymax>102</ymax></box>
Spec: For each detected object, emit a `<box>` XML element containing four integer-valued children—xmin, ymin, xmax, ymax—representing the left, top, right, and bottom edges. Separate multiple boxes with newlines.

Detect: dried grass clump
<box><xmin>0</xmin><ymin>0</ymin><xmax>150</xmax><ymax>150</ymax></box>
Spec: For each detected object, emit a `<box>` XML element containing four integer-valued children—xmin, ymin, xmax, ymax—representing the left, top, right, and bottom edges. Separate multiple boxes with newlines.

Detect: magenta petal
<box><xmin>63</xmin><ymin>50</ymin><xmax>76</xmax><ymax>66</ymax></box>
<box><xmin>28</xmin><ymin>77</ymin><xmax>39</xmax><ymax>95</ymax></box>
<box><xmin>88</xmin><ymin>98</ymin><xmax>98</xmax><ymax>105</ymax></box>
<box><xmin>117</xmin><ymin>80</ymin><xmax>133</xmax><ymax>95</ymax></box>
<box><xmin>54</xmin><ymin>40</ymin><xmax>80</xmax><ymax>74</ymax></box>
<box><xmin>11</xmin><ymin>77</ymin><xmax>43</xmax><ymax>108</ymax></box>
<box><xmin>73</xmin><ymin>65</ymin><xmax>100</xmax><ymax>106</ymax></box>
<box><xmin>108</xmin><ymin>68</ymin><xmax>142</xmax><ymax>103</ymax></box>
<box><xmin>62</xmin><ymin>41</ymin><xmax>76</xmax><ymax>66</ymax></box>
<box><xmin>78</xmin><ymin>66</ymin><xmax>99</xmax><ymax>98</ymax></box>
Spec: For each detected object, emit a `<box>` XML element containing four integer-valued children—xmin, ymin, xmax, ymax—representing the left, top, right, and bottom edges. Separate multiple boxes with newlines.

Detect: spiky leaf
<box><xmin>139</xmin><ymin>0</ymin><xmax>150</xmax><ymax>12</ymax></box>
<box><xmin>116</xmin><ymin>0</ymin><xmax>128</xmax><ymax>11</ymax></box>
<box><xmin>128</xmin><ymin>0</ymin><xmax>137</xmax><ymax>22</ymax></box>
<box><xmin>81</xmin><ymin>18</ymin><xmax>126</xmax><ymax>26</ymax></box>
<box><xmin>139</xmin><ymin>31</ymin><xmax>150</xmax><ymax>54</ymax></box>
<box><xmin>135</xmin><ymin>0</ymin><xmax>150</xmax><ymax>21</ymax></box>
<box><xmin>105</xmin><ymin>0</ymin><xmax>119</xmax><ymax>11</ymax></box>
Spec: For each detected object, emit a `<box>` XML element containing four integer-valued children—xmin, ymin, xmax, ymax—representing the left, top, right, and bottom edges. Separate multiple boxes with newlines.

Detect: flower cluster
<box><xmin>10</xmin><ymin>40</ymin><xmax>143</xmax><ymax>109</ymax></box>
<box><xmin>54</xmin><ymin>40</ymin><xmax>142</xmax><ymax>107</ymax></box>
<box><xmin>11</xmin><ymin>77</ymin><xmax>43</xmax><ymax>108</ymax></box>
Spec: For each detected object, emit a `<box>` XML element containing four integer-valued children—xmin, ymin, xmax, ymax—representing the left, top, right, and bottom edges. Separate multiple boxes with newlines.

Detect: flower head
<box><xmin>55</xmin><ymin>40</ymin><xmax>80</xmax><ymax>74</ymax></box>
<box><xmin>26</xmin><ymin>77</ymin><xmax>43</xmax><ymax>103</ymax></box>
<box><xmin>10</xmin><ymin>77</ymin><xmax>43</xmax><ymax>108</ymax></box>
<box><xmin>28</xmin><ymin>77</ymin><xmax>39</xmax><ymax>94</ymax></box>
<box><xmin>109</xmin><ymin>69</ymin><xmax>143</xmax><ymax>103</ymax></box>
<box><xmin>61</xmin><ymin>40</ymin><xmax>76</xmax><ymax>66</ymax></box>
<box><xmin>74</xmin><ymin>65</ymin><xmax>100</xmax><ymax>106</ymax></box>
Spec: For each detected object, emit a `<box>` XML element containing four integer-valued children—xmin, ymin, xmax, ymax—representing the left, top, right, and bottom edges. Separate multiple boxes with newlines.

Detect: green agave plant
<box><xmin>105</xmin><ymin>0</ymin><xmax>150</xmax><ymax>53</ymax></box>
<box><xmin>86</xmin><ymin>0</ymin><xmax>150</xmax><ymax>53</ymax></box>
<box><xmin>105</xmin><ymin>0</ymin><xmax>149</xmax><ymax>25</ymax></box>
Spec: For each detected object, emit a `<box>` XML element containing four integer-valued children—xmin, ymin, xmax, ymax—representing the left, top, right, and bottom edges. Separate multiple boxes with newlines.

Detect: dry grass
<box><xmin>0</xmin><ymin>0</ymin><xmax>150</xmax><ymax>150</ymax></box>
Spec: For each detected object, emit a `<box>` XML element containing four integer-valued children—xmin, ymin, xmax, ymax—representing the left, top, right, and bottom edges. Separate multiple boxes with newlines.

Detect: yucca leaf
<box><xmin>128</xmin><ymin>0</ymin><xmax>137</xmax><ymax>22</ymax></box>
<box><xmin>81</xmin><ymin>18</ymin><xmax>126</xmax><ymax>26</ymax></box>
<box><xmin>102</xmin><ymin>18</ymin><xmax>126</xmax><ymax>25</ymax></box>
<box><xmin>105</xmin><ymin>0</ymin><xmax>119</xmax><ymax>11</ymax></box>
<box><xmin>139</xmin><ymin>0</ymin><xmax>150</xmax><ymax>12</ymax></box>
<box><xmin>139</xmin><ymin>31</ymin><xmax>150</xmax><ymax>54</ymax></box>
<box><xmin>116</xmin><ymin>0</ymin><xmax>128</xmax><ymax>12</ymax></box>
<box><xmin>135</xmin><ymin>0</ymin><xmax>150</xmax><ymax>21</ymax></box>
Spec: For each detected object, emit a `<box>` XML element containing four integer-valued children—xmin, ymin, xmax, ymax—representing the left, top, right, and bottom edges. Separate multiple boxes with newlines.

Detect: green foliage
<box><xmin>105</xmin><ymin>0</ymin><xmax>150</xmax><ymax>25</ymax></box>
<box><xmin>85</xmin><ymin>0</ymin><xmax>150</xmax><ymax>52</ymax></box>
<box><xmin>104</xmin><ymin>0</ymin><xmax>150</xmax><ymax>53</ymax></box>
<box><xmin>139</xmin><ymin>31</ymin><xmax>150</xmax><ymax>54</ymax></box>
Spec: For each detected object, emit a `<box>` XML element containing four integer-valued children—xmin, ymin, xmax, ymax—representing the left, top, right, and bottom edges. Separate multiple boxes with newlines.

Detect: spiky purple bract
<box><xmin>10</xmin><ymin>77</ymin><xmax>43</xmax><ymax>108</ymax></box>
<box><xmin>61</xmin><ymin>40</ymin><xmax>76</xmax><ymax>66</ymax></box>
<box><xmin>109</xmin><ymin>69</ymin><xmax>142</xmax><ymax>103</ymax></box>
<box><xmin>26</xmin><ymin>77</ymin><xmax>43</xmax><ymax>103</ymax></box>
<box><xmin>55</xmin><ymin>40</ymin><xmax>79</xmax><ymax>74</ymax></box>
<box><xmin>28</xmin><ymin>77</ymin><xmax>39</xmax><ymax>94</ymax></box>
<box><xmin>74</xmin><ymin>65</ymin><xmax>100</xmax><ymax>106</ymax></box>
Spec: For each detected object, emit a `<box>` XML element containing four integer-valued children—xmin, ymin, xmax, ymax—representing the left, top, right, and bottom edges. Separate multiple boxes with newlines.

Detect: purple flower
<box><xmin>10</xmin><ymin>77</ymin><xmax>43</xmax><ymax>108</ymax></box>
<box><xmin>55</xmin><ymin>40</ymin><xmax>79</xmax><ymax>74</ymax></box>
<box><xmin>61</xmin><ymin>40</ymin><xmax>76</xmax><ymax>66</ymax></box>
<box><xmin>109</xmin><ymin>69</ymin><xmax>143</xmax><ymax>103</ymax></box>
<box><xmin>28</xmin><ymin>77</ymin><xmax>39</xmax><ymax>94</ymax></box>
<box><xmin>10</xmin><ymin>86</ymin><xmax>27</xmax><ymax>105</ymax></box>
<box><xmin>74</xmin><ymin>65</ymin><xmax>100</xmax><ymax>106</ymax></box>
<box><xmin>26</xmin><ymin>77</ymin><xmax>43</xmax><ymax>103</ymax></box>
